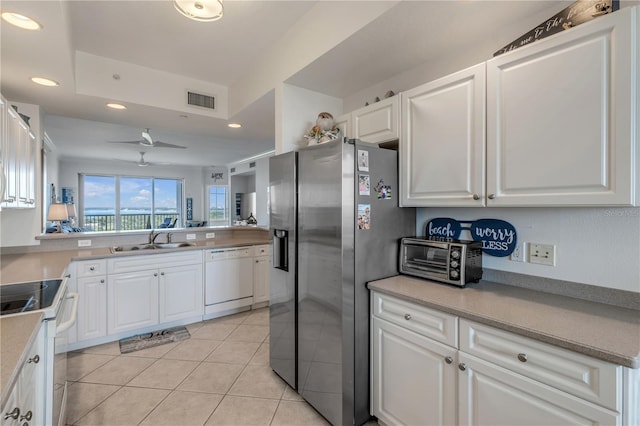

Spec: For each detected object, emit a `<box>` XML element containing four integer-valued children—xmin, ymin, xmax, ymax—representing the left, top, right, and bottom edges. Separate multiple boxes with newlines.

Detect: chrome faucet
<box><xmin>149</xmin><ymin>230</ymin><xmax>161</xmax><ymax>244</ymax></box>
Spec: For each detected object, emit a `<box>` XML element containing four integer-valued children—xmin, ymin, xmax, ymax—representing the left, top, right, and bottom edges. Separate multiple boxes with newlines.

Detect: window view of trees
<box><xmin>81</xmin><ymin>174</ymin><xmax>183</xmax><ymax>231</ymax></box>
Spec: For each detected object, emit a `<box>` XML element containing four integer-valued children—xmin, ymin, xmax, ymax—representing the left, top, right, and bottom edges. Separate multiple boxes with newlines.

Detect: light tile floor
<box><xmin>66</xmin><ymin>308</ymin><xmax>331</xmax><ymax>426</ymax></box>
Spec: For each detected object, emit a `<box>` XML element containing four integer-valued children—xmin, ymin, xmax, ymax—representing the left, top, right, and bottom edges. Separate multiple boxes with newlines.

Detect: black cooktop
<box><xmin>0</xmin><ymin>280</ymin><xmax>62</xmax><ymax>315</ymax></box>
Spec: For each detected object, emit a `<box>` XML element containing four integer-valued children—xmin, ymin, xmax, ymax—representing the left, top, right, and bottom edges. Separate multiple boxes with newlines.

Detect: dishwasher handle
<box><xmin>273</xmin><ymin>229</ymin><xmax>288</xmax><ymax>272</ymax></box>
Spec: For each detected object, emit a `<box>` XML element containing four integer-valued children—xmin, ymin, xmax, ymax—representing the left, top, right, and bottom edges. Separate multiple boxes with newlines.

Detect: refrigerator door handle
<box><xmin>273</xmin><ymin>229</ymin><xmax>288</xmax><ymax>271</ymax></box>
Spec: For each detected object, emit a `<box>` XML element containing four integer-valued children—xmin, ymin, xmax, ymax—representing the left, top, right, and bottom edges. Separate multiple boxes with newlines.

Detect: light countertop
<box><xmin>368</xmin><ymin>275</ymin><xmax>640</xmax><ymax>369</ymax></box>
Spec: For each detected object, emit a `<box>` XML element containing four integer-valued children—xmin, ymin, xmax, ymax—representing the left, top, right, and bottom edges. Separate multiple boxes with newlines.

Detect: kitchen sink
<box><xmin>110</xmin><ymin>242</ymin><xmax>195</xmax><ymax>253</ymax></box>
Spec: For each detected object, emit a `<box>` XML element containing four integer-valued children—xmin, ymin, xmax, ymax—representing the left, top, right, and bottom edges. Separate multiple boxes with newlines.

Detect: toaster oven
<box><xmin>399</xmin><ymin>238</ymin><xmax>483</xmax><ymax>286</ymax></box>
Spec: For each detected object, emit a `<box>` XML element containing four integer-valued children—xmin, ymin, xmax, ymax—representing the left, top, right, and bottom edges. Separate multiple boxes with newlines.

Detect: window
<box><xmin>209</xmin><ymin>186</ymin><xmax>229</xmax><ymax>225</ymax></box>
<box><xmin>80</xmin><ymin>174</ymin><xmax>183</xmax><ymax>231</ymax></box>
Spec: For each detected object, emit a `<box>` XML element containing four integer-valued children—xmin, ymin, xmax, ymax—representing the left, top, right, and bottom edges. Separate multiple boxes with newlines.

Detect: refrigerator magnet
<box><xmin>358</xmin><ymin>174</ymin><xmax>370</xmax><ymax>196</ymax></box>
<box><xmin>357</xmin><ymin>150</ymin><xmax>369</xmax><ymax>172</ymax></box>
<box><xmin>374</xmin><ymin>179</ymin><xmax>392</xmax><ymax>200</ymax></box>
<box><xmin>357</xmin><ymin>204</ymin><xmax>371</xmax><ymax>230</ymax></box>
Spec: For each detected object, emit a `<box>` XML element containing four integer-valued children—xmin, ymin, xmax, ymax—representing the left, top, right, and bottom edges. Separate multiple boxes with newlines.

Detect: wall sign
<box><xmin>425</xmin><ymin>217</ymin><xmax>517</xmax><ymax>257</ymax></box>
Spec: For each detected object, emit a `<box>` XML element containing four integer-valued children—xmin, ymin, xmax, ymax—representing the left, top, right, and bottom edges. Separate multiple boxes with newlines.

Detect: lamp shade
<box><xmin>47</xmin><ymin>203</ymin><xmax>69</xmax><ymax>221</ymax></box>
<box><xmin>66</xmin><ymin>203</ymin><xmax>77</xmax><ymax>218</ymax></box>
<box><xmin>174</xmin><ymin>0</ymin><xmax>223</xmax><ymax>21</ymax></box>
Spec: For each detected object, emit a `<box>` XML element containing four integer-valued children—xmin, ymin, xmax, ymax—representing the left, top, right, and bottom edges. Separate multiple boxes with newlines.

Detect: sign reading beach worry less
<box><xmin>425</xmin><ymin>217</ymin><xmax>517</xmax><ymax>257</ymax></box>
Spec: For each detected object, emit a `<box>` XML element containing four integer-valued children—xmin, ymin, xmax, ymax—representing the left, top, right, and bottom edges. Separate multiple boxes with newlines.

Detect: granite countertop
<box><xmin>0</xmin><ymin>312</ymin><xmax>44</xmax><ymax>407</ymax></box>
<box><xmin>368</xmin><ymin>276</ymin><xmax>640</xmax><ymax>368</ymax></box>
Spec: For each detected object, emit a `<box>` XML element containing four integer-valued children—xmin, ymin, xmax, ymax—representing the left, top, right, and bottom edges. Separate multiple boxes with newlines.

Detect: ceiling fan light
<box><xmin>2</xmin><ymin>12</ymin><xmax>42</xmax><ymax>30</ymax></box>
<box><xmin>174</xmin><ymin>0</ymin><xmax>223</xmax><ymax>22</ymax></box>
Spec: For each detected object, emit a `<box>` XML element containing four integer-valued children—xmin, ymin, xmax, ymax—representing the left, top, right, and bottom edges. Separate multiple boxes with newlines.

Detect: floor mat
<box><xmin>119</xmin><ymin>326</ymin><xmax>190</xmax><ymax>354</ymax></box>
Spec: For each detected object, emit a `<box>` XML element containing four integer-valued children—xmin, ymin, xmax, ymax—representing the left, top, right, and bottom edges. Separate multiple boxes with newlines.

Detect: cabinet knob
<box><xmin>488</xmin><ymin>194</ymin><xmax>496</xmax><ymax>200</ymax></box>
<box><xmin>445</xmin><ymin>356</ymin><xmax>453</xmax><ymax>364</ymax></box>
<box><xmin>160</xmin><ymin>272</ymin><xmax>165</xmax><ymax>276</ymax></box>
<box><xmin>100</xmin><ymin>279</ymin><xmax>105</xmax><ymax>284</ymax></box>
<box><xmin>28</xmin><ymin>354</ymin><xmax>40</xmax><ymax>364</ymax></box>
<box><xmin>472</xmin><ymin>194</ymin><xmax>480</xmax><ymax>200</ymax></box>
<box><xmin>89</xmin><ymin>266</ymin><xmax>95</xmax><ymax>271</ymax></box>
<box><xmin>19</xmin><ymin>411</ymin><xmax>32</xmax><ymax>422</ymax></box>
<box><xmin>404</xmin><ymin>313</ymin><xmax>412</xmax><ymax>321</ymax></box>
<box><xmin>517</xmin><ymin>353</ymin><xmax>528</xmax><ymax>363</ymax></box>
<box><xmin>4</xmin><ymin>407</ymin><xmax>20</xmax><ymax>420</ymax></box>
<box><xmin>458</xmin><ymin>363</ymin><xmax>467</xmax><ymax>371</ymax></box>
<box><xmin>154</xmin><ymin>273</ymin><xmax>158</xmax><ymax>277</ymax></box>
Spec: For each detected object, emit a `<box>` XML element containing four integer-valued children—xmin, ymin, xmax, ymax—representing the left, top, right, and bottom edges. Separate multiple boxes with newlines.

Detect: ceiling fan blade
<box><xmin>149</xmin><ymin>140</ymin><xmax>187</xmax><ymax>149</ymax></box>
<box><xmin>107</xmin><ymin>140</ymin><xmax>144</xmax><ymax>145</ymax></box>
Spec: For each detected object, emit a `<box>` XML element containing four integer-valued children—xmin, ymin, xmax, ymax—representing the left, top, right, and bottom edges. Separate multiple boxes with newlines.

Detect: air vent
<box><xmin>230</xmin><ymin>167</ymin><xmax>236</xmax><ymax>173</ymax></box>
<box><xmin>249</xmin><ymin>162</ymin><xmax>256</xmax><ymax>168</ymax></box>
<box><xmin>187</xmin><ymin>91</ymin><xmax>215</xmax><ymax>110</ymax></box>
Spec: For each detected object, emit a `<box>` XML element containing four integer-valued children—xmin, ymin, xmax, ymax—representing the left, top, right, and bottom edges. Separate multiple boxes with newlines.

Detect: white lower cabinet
<box><xmin>371</xmin><ymin>291</ymin><xmax>637</xmax><ymax>426</ymax></box>
<box><xmin>372</xmin><ymin>316</ymin><xmax>456</xmax><ymax>426</ymax></box>
<box><xmin>159</xmin><ymin>263</ymin><xmax>203</xmax><ymax>323</ymax></box>
<box><xmin>1</xmin><ymin>322</ymin><xmax>45</xmax><ymax>426</ymax></box>
<box><xmin>252</xmin><ymin>245</ymin><xmax>271</xmax><ymax>306</ymax></box>
<box><xmin>107</xmin><ymin>271</ymin><xmax>159</xmax><ymax>335</ymax></box>
<box><xmin>77</xmin><ymin>275</ymin><xmax>107</xmax><ymax>341</ymax></box>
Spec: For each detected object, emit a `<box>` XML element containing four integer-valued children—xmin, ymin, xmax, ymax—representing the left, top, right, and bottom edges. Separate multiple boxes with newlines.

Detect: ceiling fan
<box><xmin>108</xmin><ymin>128</ymin><xmax>186</xmax><ymax>149</ymax></box>
<box><xmin>121</xmin><ymin>152</ymin><xmax>171</xmax><ymax>167</ymax></box>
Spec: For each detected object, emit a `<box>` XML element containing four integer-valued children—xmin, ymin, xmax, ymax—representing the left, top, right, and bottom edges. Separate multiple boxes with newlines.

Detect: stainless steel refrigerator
<box><xmin>269</xmin><ymin>139</ymin><xmax>415</xmax><ymax>426</ymax></box>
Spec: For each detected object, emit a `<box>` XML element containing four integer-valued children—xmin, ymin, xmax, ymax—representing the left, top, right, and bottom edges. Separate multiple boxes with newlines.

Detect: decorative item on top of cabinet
<box><xmin>352</xmin><ymin>95</ymin><xmax>399</xmax><ymax>145</ymax></box>
<box><xmin>302</xmin><ymin>112</ymin><xmax>340</xmax><ymax>147</ymax></box>
<box><xmin>400</xmin><ymin>63</ymin><xmax>486</xmax><ymax>207</ymax></box>
<box><xmin>486</xmin><ymin>5</ymin><xmax>638</xmax><ymax>206</ymax></box>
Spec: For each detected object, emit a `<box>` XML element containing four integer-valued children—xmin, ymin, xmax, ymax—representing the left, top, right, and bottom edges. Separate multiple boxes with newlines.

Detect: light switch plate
<box><xmin>78</xmin><ymin>239</ymin><xmax>92</xmax><ymax>247</ymax></box>
<box><xmin>186</xmin><ymin>234</ymin><xmax>196</xmax><ymax>240</ymax></box>
<box><xmin>528</xmin><ymin>243</ymin><xmax>555</xmax><ymax>266</ymax></box>
<box><xmin>206</xmin><ymin>232</ymin><xmax>215</xmax><ymax>239</ymax></box>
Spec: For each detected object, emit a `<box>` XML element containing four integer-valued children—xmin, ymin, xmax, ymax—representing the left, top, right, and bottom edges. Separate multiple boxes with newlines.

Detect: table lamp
<box><xmin>47</xmin><ymin>203</ymin><xmax>69</xmax><ymax>233</ymax></box>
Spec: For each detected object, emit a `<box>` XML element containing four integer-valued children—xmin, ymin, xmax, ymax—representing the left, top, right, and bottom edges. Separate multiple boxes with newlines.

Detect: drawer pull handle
<box><xmin>20</xmin><ymin>411</ymin><xmax>32</xmax><ymax>421</ymax></box>
<box><xmin>445</xmin><ymin>356</ymin><xmax>453</xmax><ymax>364</ymax></box>
<box><xmin>458</xmin><ymin>363</ymin><xmax>467</xmax><ymax>371</ymax></box>
<box><xmin>517</xmin><ymin>353</ymin><xmax>528</xmax><ymax>363</ymax></box>
<box><xmin>404</xmin><ymin>314</ymin><xmax>412</xmax><ymax>320</ymax></box>
<box><xmin>28</xmin><ymin>355</ymin><xmax>40</xmax><ymax>364</ymax></box>
<box><xmin>89</xmin><ymin>266</ymin><xmax>95</xmax><ymax>271</ymax></box>
<box><xmin>4</xmin><ymin>408</ymin><xmax>20</xmax><ymax>420</ymax></box>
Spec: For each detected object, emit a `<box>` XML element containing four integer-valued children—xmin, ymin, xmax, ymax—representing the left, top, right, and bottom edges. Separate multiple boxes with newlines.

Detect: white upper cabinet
<box><xmin>400</xmin><ymin>63</ymin><xmax>486</xmax><ymax>207</ymax></box>
<box><xmin>334</xmin><ymin>113</ymin><xmax>352</xmax><ymax>141</ymax></box>
<box><xmin>486</xmin><ymin>6</ymin><xmax>639</xmax><ymax>206</ymax></box>
<box><xmin>352</xmin><ymin>96</ymin><xmax>399</xmax><ymax>144</ymax></box>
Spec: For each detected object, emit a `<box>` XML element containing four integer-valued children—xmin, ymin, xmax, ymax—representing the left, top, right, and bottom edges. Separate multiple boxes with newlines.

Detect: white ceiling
<box><xmin>1</xmin><ymin>0</ymin><xmax>572</xmax><ymax>167</ymax></box>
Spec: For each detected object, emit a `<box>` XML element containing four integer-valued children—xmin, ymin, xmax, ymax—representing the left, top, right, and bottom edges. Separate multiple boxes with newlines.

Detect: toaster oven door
<box><xmin>400</xmin><ymin>240</ymin><xmax>450</xmax><ymax>280</ymax></box>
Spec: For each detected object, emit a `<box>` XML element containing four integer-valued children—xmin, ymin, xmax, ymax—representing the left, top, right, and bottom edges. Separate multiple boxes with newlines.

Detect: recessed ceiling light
<box><xmin>106</xmin><ymin>103</ymin><xmax>127</xmax><ymax>110</ymax></box>
<box><xmin>30</xmin><ymin>77</ymin><xmax>59</xmax><ymax>87</ymax></box>
<box><xmin>1</xmin><ymin>12</ymin><xmax>42</xmax><ymax>30</ymax></box>
<box><xmin>228</xmin><ymin>123</ymin><xmax>241</xmax><ymax>129</ymax></box>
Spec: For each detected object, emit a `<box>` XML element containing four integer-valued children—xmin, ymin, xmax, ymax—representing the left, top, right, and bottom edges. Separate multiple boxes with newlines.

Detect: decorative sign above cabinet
<box><xmin>493</xmin><ymin>0</ymin><xmax>618</xmax><ymax>56</ymax></box>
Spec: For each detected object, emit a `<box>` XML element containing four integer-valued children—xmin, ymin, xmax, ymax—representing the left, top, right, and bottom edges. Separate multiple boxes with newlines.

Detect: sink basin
<box><xmin>110</xmin><ymin>242</ymin><xmax>195</xmax><ymax>253</ymax></box>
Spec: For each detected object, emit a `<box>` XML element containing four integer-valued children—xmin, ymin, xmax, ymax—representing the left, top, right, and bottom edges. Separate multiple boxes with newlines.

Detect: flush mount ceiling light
<box><xmin>31</xmin><ymin>77</ymin><xmax>59</xmax><ymax>87</ymax></box>
<box><xmin>1</xmin><ymin>12</ymin><xmax>42</xmax><ymax>30</ymax></box>
<box><xmin>174</xmin><ymin>0</ymin><xmax>223</xmax><ymax>22</ymax></box>
<box><xmin>228</xmin><ymin>123</ymin><xmax>241</xmax><ymax>129</ymax></box>
<box><xmin>106</xmin><ymin>102</ymin><xmax>127</xmax><ymax>110</ymax></box>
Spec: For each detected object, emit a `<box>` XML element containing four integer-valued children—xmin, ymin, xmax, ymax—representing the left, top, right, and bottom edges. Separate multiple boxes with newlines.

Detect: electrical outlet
<box><xmin>206</xmin><ymin>232</ymin><xmax>215</xmax><ymax>239</ymax></box>
<box><xmin>78</xmin><ymin>239</ymin><xmax>92</xmax><ymax>247</ymax></box>
<box><xmin>509</xmin><ymin>241</ymin><xmax>525</xmax><ymax>262</ymax></box>
<box><xmin>528</xmin><ymin>243</ymin><xmax>556</xmax><ymax>266</ymax></box>
<box><xmin>186</xmin><ymin>234</ymin><xmax>196</xmax><ymax>240</ymax></box>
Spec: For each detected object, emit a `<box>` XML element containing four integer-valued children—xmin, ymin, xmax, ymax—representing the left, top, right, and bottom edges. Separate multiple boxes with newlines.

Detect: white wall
<box><xmin>276</xmin><ymin>83</ymin><xmax>343</xmax><ymax>153</ymax></box>
<box><xmin>58</xmin><ymin>158</ymin><xmax>205</xmax><ymax>227</ymax></box>
<box><xmin>417</xmin><ymin>207</ymin><xmax>640</xmax><ymax>293</ymax></box>
<box><xmin>0</xmin><ymin>102</ymin><xmax>43</xmax><ymax>247</ymax></box>
<box><xmin>253</xmin><ymin>156</ymin><xmax>270</xmax><ymax>226</ymax></box>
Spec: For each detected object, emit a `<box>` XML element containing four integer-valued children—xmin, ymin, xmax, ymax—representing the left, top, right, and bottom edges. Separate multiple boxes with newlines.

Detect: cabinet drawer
<box><xmin>459</xmin><ymin>319</ymin><xmax>621</xmax><ymax>411</ymax></box>
<box><xmin>75</xmin><ymin>259</ymin><xmax>107</xmax><ymax>278</ymax></box>
<box><xmin>108</xmin><ymin>250</ymin><xmax>202</xmax><ymax>274</ymax></box>
<box><xmin>253</xmin><ymin>244</ymin><xmax>270</xmax><ymax>256</ymax></box>
<box><xmin>372</xmin><ymin>292</ymin><xmax>457</xmax><ymax>347</ymax></box>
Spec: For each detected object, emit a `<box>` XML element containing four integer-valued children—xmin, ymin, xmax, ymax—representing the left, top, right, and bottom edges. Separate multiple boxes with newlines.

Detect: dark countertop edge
<box><xmin>0</xmin><ymin>312</ymin><xmax>44</xmax><ymax>407</ymax></box>
<box><xmin>368</xmin><ymin>280</ymin><xmax>640</xmax><ymax>369</ymax></box>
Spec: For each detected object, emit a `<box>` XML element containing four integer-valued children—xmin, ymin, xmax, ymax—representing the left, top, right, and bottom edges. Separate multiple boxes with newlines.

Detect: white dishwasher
<box><xmin>204</xmin><ymin>247</ymin><xmax>254</xmax><ymax>319</ymax></box>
